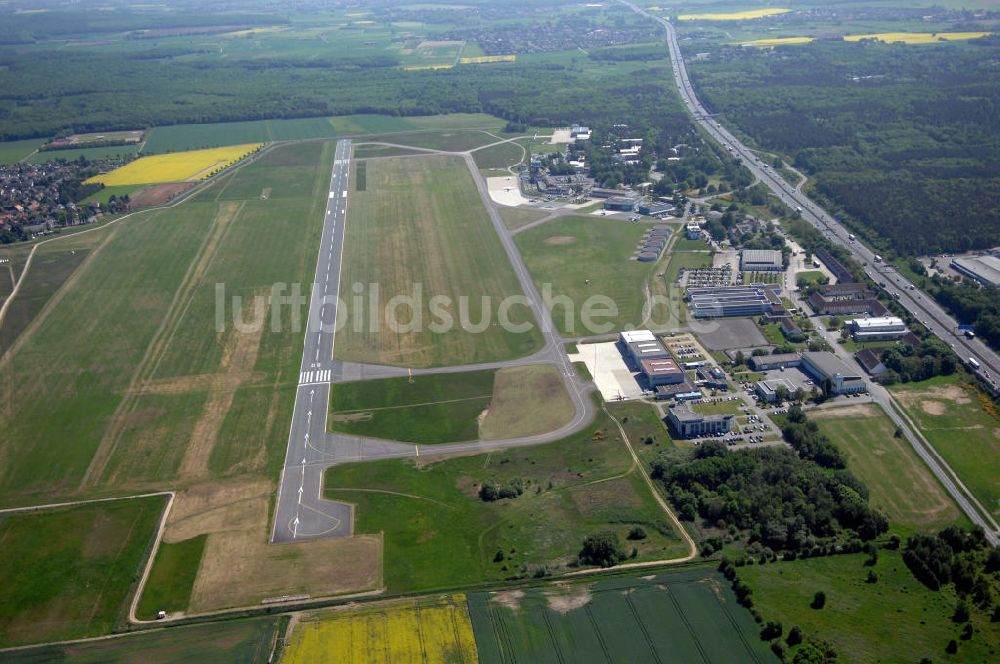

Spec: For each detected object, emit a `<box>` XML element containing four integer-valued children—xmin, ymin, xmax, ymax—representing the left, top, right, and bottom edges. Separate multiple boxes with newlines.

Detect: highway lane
<box><xmin>618</xmin><ymin>1</ymin><xmax>999</xmax><ymax>391</ymax></box>
<box><xmin>618</xmin><ymin>0</ymin><xmax>1000</xmax><ymax>543</ymax></box>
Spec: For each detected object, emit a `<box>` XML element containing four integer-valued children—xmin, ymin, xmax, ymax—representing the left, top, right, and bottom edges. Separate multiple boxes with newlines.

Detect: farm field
<box><xmin>739</xmin><ymin>550</ymin><xmax>1000</xmax><ymax>662</ymax></box>
<box><xmin>329</xmin><ymin>365</ymin><xmax>574</xmax><ymax>444</ymax></box>
<box><xmin>0</xmin><ymin>496</ymin><xmax>166</xmax><ymax>647</ymax></box>
<box><xmin>890</xmin><ymin>375</ymin><xmax>1000</xmax><ymax>519</ymax></box>
<box><xmin>281</xmin><ymin>595</ymin><xmax>477</xmax><ymax>664</ymax></box>
<box><xmin>325</xmin><ymin>404</ymin><xmax>689</xmax><ymax>592</ymax></box>
<box><xmin>85</xmin><ymin>144</ymin><xmax>262</xmax><ymax>186</ymax></box>
<box><xmin>516</xmin><ymin>216</ymin><xmax>660</xmax><ymax>336</ymax></box>
<box><xmin>0</xmin><ymin>616</ymin><xmax>287</xmax><ymax>664</ymax></box>
<box><xmin>678</xmin><ymin>9</ymin><xmax>791</xmax><ymax>21</ymax></box>
<box><xmin>742</xmin><ymin>36</ymin><xmax>814</xmax><ymax>46</ymax></box>
<box><xmin>0</xmin><ymin>137</ymin><xmax>45</xmax><ymax>164</ymax></box>
<box><xmin>0</xmin><ymin>138</ymin><xmax>339</xmax><ymax>617</ymax></box>
<box><xmin>843</xmin><ymin>31</ymin><xmax>992</xmax><ymax>44</ymax></box>
<box><xmin>334</xmin><ymin>154</ymin><xmax>543</xmax><ymax>368</ymax></box>
<box><xmin>810</xmin><ymin>404</ymin><xmax>964</xmax><ymax>535</ymax></box>
<box><xmin>468</xmin><ymin>568</ymin><xmax>777</xmax><ymax>663</ymax></box>
<box><xmin>27</xmin><ymin>143</ymin><xmax>141</xmax><ymax>164</ymax></box>
<box><xmin>135</xmin><ymin>535</ymin><xmax>206</xmax><ymax>620</ymax></box>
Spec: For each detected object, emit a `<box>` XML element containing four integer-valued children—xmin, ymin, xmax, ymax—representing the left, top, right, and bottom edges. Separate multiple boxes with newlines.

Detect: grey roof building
<box><xmin>951</xmin><ymin>255</ymin><xmax>1000</xmax><ymax>287</ymax></box>
<box><xmin>667</xmin><ymin>403</ymin><xmax>735</xmax><ymax>438</ymax></box>
<box><xmin>740</xmin><ymin>249</ymin><xmax>783</xmax><ymax>272</ymax></box>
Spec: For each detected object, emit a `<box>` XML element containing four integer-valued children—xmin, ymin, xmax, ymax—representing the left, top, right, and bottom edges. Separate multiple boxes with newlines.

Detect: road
<box><xmin>618</xmin><ymin>0</ymin><xmax>999</xmax><ymax>392</ymax></box>
<box><xmin>617</xmin><ymin>0</ymin><xmax>1000</xmax><ymax>544</ymax></box>
<box><xmin>270</xmin><ymin>139</ymin><xmax>597</xmax><ymax>543</ymax></box>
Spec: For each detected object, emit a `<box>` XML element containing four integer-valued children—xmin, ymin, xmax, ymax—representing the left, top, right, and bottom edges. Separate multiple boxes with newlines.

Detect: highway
<box><xmin>619</xmin><ymin>0</ymin><xmax>999</xmax><ymax>391</ymax></box>
<box><xmin>618</xmin><ymin>0</ymin><xmax>1000</xmax><ymax>544</ymax></box>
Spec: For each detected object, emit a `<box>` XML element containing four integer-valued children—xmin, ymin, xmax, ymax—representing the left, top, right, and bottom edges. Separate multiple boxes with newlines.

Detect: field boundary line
<box><xmin>333</xmin><ymin>393</ymin><xmax>493</xmax><ymax>414</ymax></box>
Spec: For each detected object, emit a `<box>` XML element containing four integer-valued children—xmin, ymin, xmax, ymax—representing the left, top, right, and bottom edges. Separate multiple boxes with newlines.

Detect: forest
<box><xmin>651</xmin><ymin>433</ymin><xmax>888</xmax><ymax>553</ymax></box>
<box><xmin>687</xmin><ymin>38</ymin><xmax>1000</xmax><ymax>256</ymax></box>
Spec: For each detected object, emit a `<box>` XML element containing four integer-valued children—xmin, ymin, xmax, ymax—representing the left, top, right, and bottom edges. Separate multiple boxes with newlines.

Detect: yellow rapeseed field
<box><xmin>85</xmin><ymin>144</ymin><xmax>262</xmax><ymax>186</ymax></box>
<box><xmin>459</xmin><ymin>55</ymin><xmax>516</xmax><ymax>64</ymax></box>
<box><xmin>678</xmin><ymin>8</ymin><xmax>791</xmax><ymax>21</ymax></box>
<box><xmin>742</xmin><ymin>36</ymin><xmax>815</xmax><ymax>46</ymax></box>
<box><xmin>843</xmin><ymin>31</ymin><xmax>991</xmax><ymax>44</ymax></box>
<box><xmin>282</xmin><ymin>595</ymin><xmax>478</xmax><ymax>664</ymax></box>
<box><xmin>403</xmin><ymin>64</ymin><xmax>455</xmax><ymax>71</ymax></box>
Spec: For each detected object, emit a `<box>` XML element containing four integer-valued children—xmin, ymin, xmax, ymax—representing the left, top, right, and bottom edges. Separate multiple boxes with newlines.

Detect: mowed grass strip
<box><xmin>739</xmin><ymin>550</ymin><xmax>1000</xmax><ymax>662</ymax></box>
<box><xmin>0</xmin><ymin>496</ymin><xmax>166</xmax><ymax>647</ymax></box>
<box><xmin>282</xmin><ymin>595</ymin><xmax>478</xmax><ymax>664</ymax></box>
<box><xmin>810</xmin><ymin>404</ymin><xmax>964</xmax><ymax>533</ymax></box>
<box><xmin>467</xmin><ymin>569</ymin><xmax>776</xmax><ymax>664</ymax></box>
<box><xmin>328</xmin><ymin>365</ymin><xmax>574</xmax><ymax>443</ymax></box>
<box><xmin>136</xmin><ymin>535</ymin><xmax>206</xmax><ymax>619</ymax></box>
<box><xmin>85</xmin><ymin>144</ymin><xmax>262</xmax><ymax>186</ymax></box>
<box><xmin>7</xmin><ymin>615</ymin><xmax>286</xmax><ymax>663</ymax></box>
<box><xmin>324</xmin><ymin>404</ymin><xmax>688</xmax><ymax>592</ymax></box>
<box><xmin>891</xmin><ymin>375</ymin><xmax>1000</xmax><ymax>519</ymax></box>
<box><xmin>335</xmin><ymin>154</ymin><xmax>543</xmax><ymax>367</ymax></box>
<box><xmin>516</xmin><ymin>215</ymin><xmax>656</xmax><ymax>335</ymax></box>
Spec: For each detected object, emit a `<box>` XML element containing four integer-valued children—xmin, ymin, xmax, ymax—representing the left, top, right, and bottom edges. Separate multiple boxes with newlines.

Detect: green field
<box><xmin>334</xmin><ymin>154</ymin><xmax>543</xmax><ymax>368</ymax></box>
<box><xmin>472</xmin><ymin>140</ymin><xmax>526</xmax><ymax>171</ymax></box>
<box><xmin>499</xmin><ymin>207</ymin><xmax>550</xmax><ymax>231</ymax></box>
<box><xmin>516</xmin><ymin>216</ymin><xmax>663</xmax><ymax>335</ymax></box>
<box><xmin>0</xmin><ymin>615</ymin><xmax>286</xmax><ymax>664</ymax></box>
<box><xmin>352</xmin><ymin>144</ymin><xmax>427</xmax><ymax>159</ymax></box>
<box><xmin>324</xmin><ymin>404</ymin><xmax>688</xmax><ymax>592</ymax></box>
<box><xmin>468</xmin><ymin>568</ymin><xmax>778</xmax><ymax>663</ymax></box>
<box><xmin>891</xmin><ymin>375</ymin><xmax>1000</xmax><ymax>519</ymax></box>
<box><xmin>364</xmin><ymin>130</ymin><xmax>501</xmax><ymax>152</ymax></box>
<box><xmin>740</xmin><ymin>550</ymin><xmax>1000</xmax><ymax>662</ymax></box>
<box><xmin>141</xmin><ymin>113</ymin><xmax>506</xmax><ymax>153</ymax></box>
<box><xmin>0</xmin><ymin>138</ymin><xmax>45</xmax><ymax>164</ymax></box>
<box><xmin>0</xmin><ymin>141</ymin><xmax>332</xmax><ymax>502</ymax></box>
<box><xmin>28</xmin><ymin>143</ymin><xmax>142</xmax><ymax>164</ymax></box>
<box><xmin>329</xmin><ymin>366</ymin><xmax>574</xmax><ymax>443</ymax></box>
<box><xmin>83</xmin><ymin>184</ymin><xmax>144</xmax><ymax>206</ymax></box>
<box><xmin>136</xmin><ymin>535</ymin><xmax>206</xmax><ymax>619</ymax></box>
<box><xmin>0</xmin><ymin>497</ymin><xmax>166</xmax><ymax>647</ymax></box>
<box><xmin>811</xmin><ymin>404</ymin><xmax>964</xmax><ymax>534</ymax></box>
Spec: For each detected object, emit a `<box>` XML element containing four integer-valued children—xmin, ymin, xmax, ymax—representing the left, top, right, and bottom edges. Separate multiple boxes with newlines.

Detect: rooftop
<box><xmin>951</xmin><ymin>255</ymin><xmax>1000</xmax><ymax>286</ymax></box>
<box><xmin>741</xmin><ymin>249</ymin><xmax>782</xmax><ymax>265</ymax></box>
<box><xmin>850</xmin><ymin>316</ymin><xmax>905</xmax><ymax>329</ymax></box>
<box><xmin>640</xmin><ymin>358</ymin><xmax>683</xmax><ymax>376</ymax></box>
<box><xmin>669</xmin><ymin>403</ymin><xmax>735</xmax><ymax>424</ymax></box>
<box><xmin>801</xmin><ymin>351</ymin><xmax>860</xmax><ymax>379</ymax></box>
<box><xmin>621</xmin><ymin>330</ymin><xmax>656</xmax><ymax>343</ymax></box>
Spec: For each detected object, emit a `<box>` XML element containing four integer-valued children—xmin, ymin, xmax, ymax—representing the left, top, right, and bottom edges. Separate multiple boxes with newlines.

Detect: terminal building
<box><xmin>667</xmin><ymin>403</ymin><xmax>734</xmax><ymax>438</ymax></box>
<box><xmin>740</xmin><ymin>249</ymin><xmax>783</xmax><ymax>272</ymax></box>
<box><xmin>686</xmin><ymin>284</ymin><xmax>784</xmax><ymax>318</ymax></box>
<box><xmin>848</xmin><ymin>316</ymin><xmax>908</xmax><ymax>341</ymax></box>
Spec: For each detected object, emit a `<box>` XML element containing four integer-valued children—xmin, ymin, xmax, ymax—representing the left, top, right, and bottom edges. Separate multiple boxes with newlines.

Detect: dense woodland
<box><xmin>688</xmin><ymin>38</ymin><xmax>1000</xmax><ymax>256</ymax></box>
<box><xmin>652</xmin><ymin>432</ymin><xmax>888</xmax><ymax>553</ymax></box>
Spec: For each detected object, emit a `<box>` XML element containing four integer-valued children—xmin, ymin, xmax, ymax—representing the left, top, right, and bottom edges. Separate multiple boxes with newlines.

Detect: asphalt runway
<box><xmin>270</xmin><ymin>140</ymin><xmax>598</xmax><ymax>544</ymax></box>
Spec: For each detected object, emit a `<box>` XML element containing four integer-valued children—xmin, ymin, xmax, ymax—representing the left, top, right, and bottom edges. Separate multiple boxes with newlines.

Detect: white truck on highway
<box><xmin>968</xmin><ymin>357</ymin><xmax>981</xmax><ymax>370</ymax></box>
<box><xmin>848</xmin><ymin>234</ymin><xmax>855</xmax><ymax>242</ymax></box>
<box><xmin>873</xmin><ymin>254</ymin><xmax>883</xmax><ymax>263</ymax></box>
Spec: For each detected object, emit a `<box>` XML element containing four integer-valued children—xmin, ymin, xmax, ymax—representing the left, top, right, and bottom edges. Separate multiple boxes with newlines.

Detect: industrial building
<box><xmin>603</xmin><ymin>195</ymin><xmax>640</xmax><ymax>212</ymax></box>
<box><xmin>638</xmin><ymin>201</ymin><xmax>674</xmax><ymax>216</ymax></box>
<box><xmin>570</xmin><ymin>124</ymin><xmax>591</xmax><ymax>140</ymax></box>
<box><xmin>950</xmin><ymin>255</ymin><xmax>1000</xmax><ymax>287</ymax></box>
<box><xmin>667</xmin><ymin>403</ymin><xmax>734</xmax><ymax>438</ymax></box>
<box><xmin>813</xmin><ymin>247</ymin><xmax>855</xmax><ymax>284</ymax></box>
<box><xmin>589</xmin><ymin>187</ymin><xmax>627</xmax><ymax>199</ymax></box>
<box><xmin>806</xmin><ymin>283</ymin><xmax>888</xmax><ymax>317</ymax></box>
<box><xmin>755</xmin><ymin>378</ymin><xmax>802</xmax><ymax>403</ymax></box>
<box><xmin>685</xmin><ymin>223</ymin><xmax>702</xmax><ymax>240</ymax></box>
<box><xmin>619</xmin><ymin>330</ymin><xmax>670</xmax><ymax>366</ymax></box>
<box><xmin>749</xmin><ymin>351</ymin><xmax>866</xmax><ymax>395</ymax></box>
<box><xmin>685</xmin><ymin>284</ymin><xmax>784</xmax><ymax>318</ymax></box>
<box><xmin>848</xmin><ymin>316</ymin><xmax>908</xmax><ymax>341</ymax></box>
<box><xmin>740</xmin><ymin>249</ymin><xmax>783</xmax><ymax>272</ymax></box>
<box><xmin>639</xmin><ymin>357</ymin><xmax>685</xmax><ymax>386</ymax></box>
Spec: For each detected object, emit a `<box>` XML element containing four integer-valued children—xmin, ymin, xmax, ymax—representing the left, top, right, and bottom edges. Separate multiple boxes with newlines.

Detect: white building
<box><xmin>848</xmin><ymin>316</ymin><xmax>908</xmax><ymax>341</ymax></box>
<box><xmin>685</xmin><ymin>223</ymin><xmax>702</xmax><ymax>240</ymax></box>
